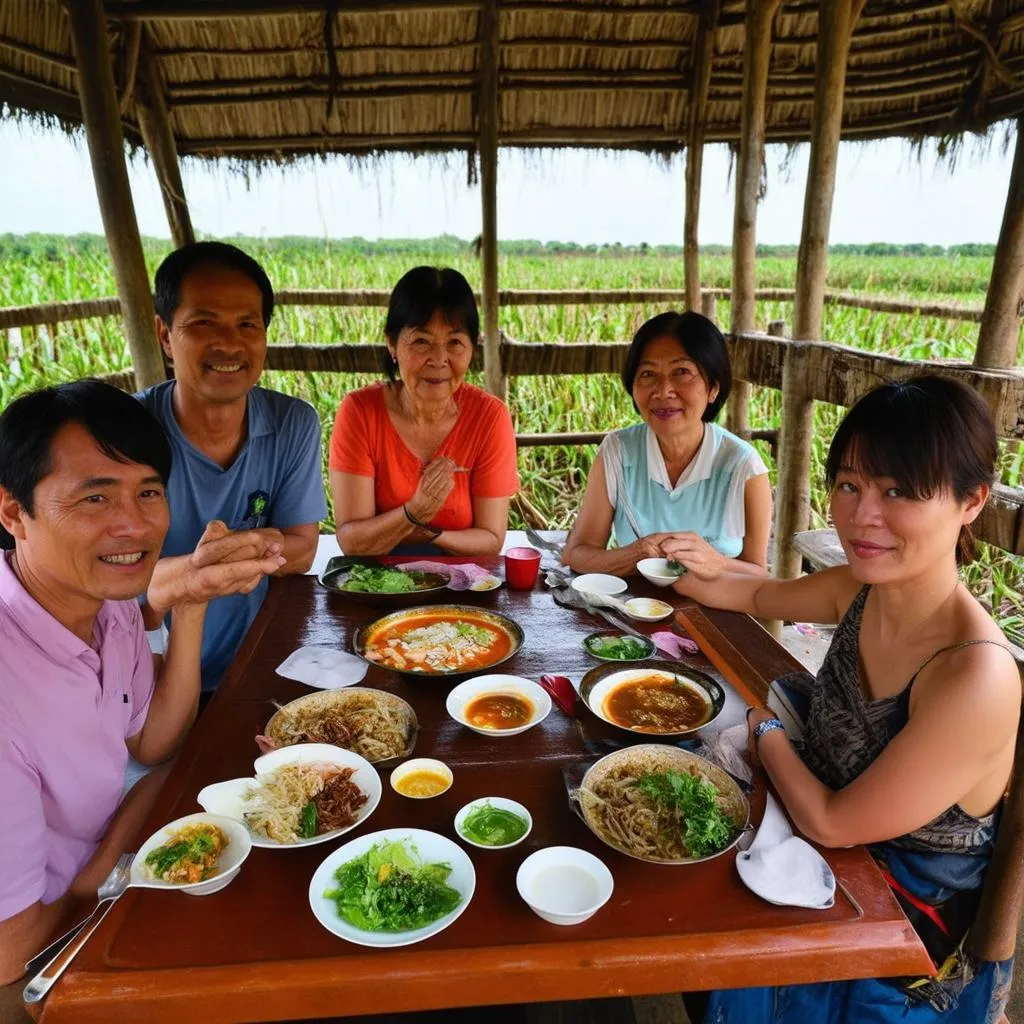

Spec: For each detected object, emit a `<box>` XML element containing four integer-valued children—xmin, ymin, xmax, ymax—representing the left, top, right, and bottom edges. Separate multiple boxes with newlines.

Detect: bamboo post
<box><xmin>976</xmin><ymin>115</ymin><xmax>1024</xmax><ymax>369</ymax></box>
<box><xmin>67</xmin><ymin>0</ymin><xmax>165</xmax><ymax>388</ymax></box>
<box><xmin>478</xmin><ymin>0</ymin><xmax>504</xmax><ymax>399</ymax></box>
<box><xmin>683</xmin><ymin>0</ymin><xmax>720</xmax><ymax>312</ymax></box>
<box><xmin>136</xmin><ymin>31</ymin><xmax>195</xmax><ymax>248</ymax></box>
<box><xmin>775</xmin><ymin>336</ymin><xmax>814</xmax><ymax>581</ymax></box>
<box><xmin>792</xmin><ymin>0</ymin><xmax>864</xmax><ymax>341</ymax></box>
<box><xmin>727</xmin><ymin>0</ymin><xmax>781</xmax><ymax>439</ymax></box>
<box><xmin>701</xmin><ymin>292</ymin><xmax>717</xmax><ymax>323</ymax></box>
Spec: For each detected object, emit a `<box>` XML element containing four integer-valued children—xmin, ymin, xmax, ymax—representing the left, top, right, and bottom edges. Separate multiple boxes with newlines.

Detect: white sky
<box><xmin>0</xmin><ymin>118</ymin><xmax>1016</xmax><ymax>245</ymax></box>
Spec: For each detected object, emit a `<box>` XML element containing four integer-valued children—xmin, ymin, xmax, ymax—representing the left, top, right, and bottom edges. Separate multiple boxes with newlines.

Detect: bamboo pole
<box><xmin>478</xmin><ymin>0</ymin><xmax>504</xmax><ymax>398</ymax></box>
<box><xmin>792</xmin><ymin>0</ymin><xmax>865</xmax><ymax>341</ymax></box>
<box><xmin>975</xmin><ymin>115</ymin><xmax>1024</xmax><ymax>369</ymax></box>
<box><xmin>774</xmin><ymin>332</ymin><xmax>814</xmax><ymax>581</ymax></box>
<box><xmin>683</xmin><ymin>0</ymin><xmax>720</xmax><ymax>312</ymax></box>
<box><xmin>701</xmin><ymin>292</ymin><xmax>717</xmax><ymax>322</ymax></box>
<box><xmin>67</xmin><ymin>0</ymin><xmax>165</xmax><ymax>388</ymax></box>
<box><xmin>727</xmin><ymin>0</ymin><xmax>781</xmax><ymax>438</ymax></box>
<box><xmin>135</xmin><ymin>32</ymin><xmax>195</xmax><ymax>249</ymax></box>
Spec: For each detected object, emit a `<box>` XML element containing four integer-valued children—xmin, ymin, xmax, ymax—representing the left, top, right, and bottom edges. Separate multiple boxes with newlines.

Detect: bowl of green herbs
<box><xmin>319</xmin><ymin>558</ymin><xmax>449</xmax><ymax>605</ymax></box>
<box><xmin>583</xmin><ymin>631</ymin><xmax>656</xmax><ymax>662</ymax></box>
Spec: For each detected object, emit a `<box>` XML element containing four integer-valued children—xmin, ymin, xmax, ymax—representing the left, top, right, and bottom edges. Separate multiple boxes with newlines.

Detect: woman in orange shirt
<box><xmin>329</xmin><ymin>267</ymin><xmax>519</xmax><ymax>556</ymax></box>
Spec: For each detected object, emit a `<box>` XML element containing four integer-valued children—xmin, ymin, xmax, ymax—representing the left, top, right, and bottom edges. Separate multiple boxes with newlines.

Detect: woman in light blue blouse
<box><xmin>563</xmin><ymin>311</ymin><xmax>772</xmax><ymax>578</ymax></box>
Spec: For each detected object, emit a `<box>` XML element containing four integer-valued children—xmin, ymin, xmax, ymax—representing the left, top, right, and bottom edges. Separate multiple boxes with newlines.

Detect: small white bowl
<box><xmin>516</xmin><ymin>846</ymin><xmax>614</xmax><ymax>926</ymax></box>
<box><xmin>446</xmin><ymin>675</ymin><xmax>552</xmax><ymax>737</ymax></box>
<box><xmin>571</xmin><ymin>573</ymin><xmax>628</xmax><ymax>596</ymax></box>
<box><xmin>132</xmin><ymin>812</ymin><xmax>252</xmax><ymax>896</ymax></box>
<box><xmin>390</xmin><ymin>758</ymin><xmax>453</xmax><ymax>799</ymax></box>
<box><xmin>623</xmin><ymin>597</ymin><xmax>675</xmax><ymax>623</ymax></box>
<box><xmin>636</xmin><ymin>558</ymin><xmax>682</xmax><ymax>587</ymax></box>
<box><xmin>454</xmin><ymin>797</ymin><xmax>533</xmax><ymax>850</ymax></box>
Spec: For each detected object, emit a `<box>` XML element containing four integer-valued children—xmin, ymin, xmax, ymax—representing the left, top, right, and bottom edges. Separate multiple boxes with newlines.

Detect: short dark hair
<box><xmin>382</xmin><ymin>267</ymin><xmax>479</xmax><ymax>381</ymax></box>
<box><xmin>620</xmin><ymin>311</ymin><xmax>731</xmax><ymax>421</ymax></box>
<box><xmin>0</xmin><ymin>380</ymin><xmax>172</xmax><ymax>550</ymax></box>
<box><xmin>825</xmin><ymin>375</ymin><xmax>997</xmax><ymax>563</ymax></box>
<box><xmin>153</xmin><ymin>241</ymin><xmax>275</xmax><ymax>328</ymax></box>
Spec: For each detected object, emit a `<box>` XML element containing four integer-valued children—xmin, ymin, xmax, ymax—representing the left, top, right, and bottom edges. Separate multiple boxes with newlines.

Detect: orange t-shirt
<box><xmin>329</xmin><ymin>382</ymin><xmax>519</xmax><ymax>532</ymax></box>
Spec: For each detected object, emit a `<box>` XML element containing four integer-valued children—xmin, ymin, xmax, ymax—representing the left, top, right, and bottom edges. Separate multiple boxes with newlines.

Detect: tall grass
<box><xmin>2</xmin><ymin>236</ymin><xmax>1022</xmax><ymax>634</ymax></box>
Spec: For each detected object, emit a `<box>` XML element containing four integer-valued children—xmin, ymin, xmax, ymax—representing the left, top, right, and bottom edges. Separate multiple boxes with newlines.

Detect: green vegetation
<box><xmin>1</xmin><ymin>233</ymin><xmax>1022</xmax><ymax>636</ymax></box>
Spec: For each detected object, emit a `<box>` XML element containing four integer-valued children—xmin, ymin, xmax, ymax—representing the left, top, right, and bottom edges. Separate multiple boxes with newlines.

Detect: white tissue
<box><xmin>275</xmin><ymin>646</ymin><xmax>368</xmax><ymax>689</ymax></box>
<box><xmin>736</xmin><ymin>792</ymin><xmax>835</xmax><ymax>909</ymax></box>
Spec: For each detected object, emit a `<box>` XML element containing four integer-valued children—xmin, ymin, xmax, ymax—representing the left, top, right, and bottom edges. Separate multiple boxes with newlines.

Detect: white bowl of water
<box><xmin>516</xmin><ymin>846</ymin><xmax>614</xmax><ymax>926</ymax></box>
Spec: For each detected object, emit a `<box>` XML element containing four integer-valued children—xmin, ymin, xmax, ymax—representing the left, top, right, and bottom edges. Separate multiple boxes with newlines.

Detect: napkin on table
<box><xmin>275</xmin><ymin>646</ymin><xmax>368</xmax><ymax>689</ymax></box>
<box><xmin>650</xmin><ymin>629</ymin><xmax>700</xmax><ymax>658</ymax></box>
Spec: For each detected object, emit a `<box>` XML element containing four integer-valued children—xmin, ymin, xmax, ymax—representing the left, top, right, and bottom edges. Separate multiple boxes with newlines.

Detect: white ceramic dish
<box><xmin>197</xmin><ymin>743</ymin><xmax>381</xmax><ymax>848</ymax></box>
<box><xmin>454</xmin><ymin>797</ymin><xmax>533</xmax><ymax>850</ymax></box>
<box><xmin>571</xmin><ymin>573</ymin><xmax>628</xmax><ymax>596</ymax></box>
<box><xmin>445</xmin><ymin>675</ymin><xmax>552</xmax><ymax>737</ymax></box>
<box><xmin>309</xmin><ymin>828</ymin><xmax>476</xmax><ymax>947</ymax></box>
<box><xmin>516</xmin><ymin>846</ymin><xmax>614</xmax><ymax>925</ymax></box>
<box><xmin>623</xmin><ymin>597</ymin><xmax>675</xmax><ymax>623</ymax></box>
<box><xmin>132</xmin><ymin>813</ymin><xmax>252</xmax><ymax>896</ymax></box>
<box><xmin>636</xmin><ymin>558</ymin><xmax>683</xmax><ymax>587</ymax></box>
<box><xmin>390</xmin><ymin>757</ymin><xmax>454</xmax><ymax>798</ymax></box>
<box><xmin>583</xmin><ymin>666</ymin><xmax>718</xmax><ymax>735</ymax></box>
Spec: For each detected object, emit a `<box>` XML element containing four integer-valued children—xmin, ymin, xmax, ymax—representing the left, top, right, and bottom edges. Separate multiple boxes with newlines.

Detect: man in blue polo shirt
<box><xmin>139</xmin><ymin>242</ymin><xmax>327</xmax><ymax>691</ymax></box>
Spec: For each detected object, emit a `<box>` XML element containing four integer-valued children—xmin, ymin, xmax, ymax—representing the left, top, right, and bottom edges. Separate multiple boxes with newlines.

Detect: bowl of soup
<box><xmin>446</xmin><ymin>675</ymin><xmax>552</xmax><ymax>737</ymax></box>
<box><xmin>578</xmin><ymin>661</ymin><xmax>725</xmax><ymax>738</ymax></box>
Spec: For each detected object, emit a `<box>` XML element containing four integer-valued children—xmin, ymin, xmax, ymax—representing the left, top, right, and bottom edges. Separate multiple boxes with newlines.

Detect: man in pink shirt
<box><xmin>0</xmin><ymin>380</ymin><xmax>285</xmax><ymax>986</ymax></box>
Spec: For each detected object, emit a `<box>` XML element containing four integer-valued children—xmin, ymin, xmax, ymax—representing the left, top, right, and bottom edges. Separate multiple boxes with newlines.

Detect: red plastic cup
<box><xmin>504</xmin><ymin>546</ymin><xmax>542</xmax><ymax>590</ymax></box>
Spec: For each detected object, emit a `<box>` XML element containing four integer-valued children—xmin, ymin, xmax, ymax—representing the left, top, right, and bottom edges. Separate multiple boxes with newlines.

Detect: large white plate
<box><xmin>308</xmin><ymin>828</ymin><xmax>476</xmax><ymax>947</ymax></box>
<box><xmin>197</xmin><ymin>743</ymin><xmax>381</xmax><ymax>849</ymax></box>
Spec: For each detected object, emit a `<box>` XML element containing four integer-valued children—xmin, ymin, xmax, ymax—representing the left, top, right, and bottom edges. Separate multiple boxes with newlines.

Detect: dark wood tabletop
<box><xmin>38</xmin><ymin>559</ymin><xmax>930</xmax><ymax>1023</ymax></box>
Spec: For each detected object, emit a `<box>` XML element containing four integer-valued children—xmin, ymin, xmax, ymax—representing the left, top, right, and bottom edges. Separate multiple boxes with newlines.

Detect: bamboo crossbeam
<box><xmin>0</xmin><ymin>289</ymin><xmax>989</xmax><ymax>330</ymax></box>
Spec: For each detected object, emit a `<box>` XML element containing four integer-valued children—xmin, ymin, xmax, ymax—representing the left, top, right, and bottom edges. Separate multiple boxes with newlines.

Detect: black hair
<box><xmin>382</xmin><ymin>267</ymin><xmax>479</xmax><ymax>381</ymax></box>
<box><xmin>825</xmin><ymin>375</ymin><xmax>997</xmax><ymax>564</ymax></box>
<box><xmin>620</xmin><ymin>311</ymin><xmax>731</xmax><ymax>421</ymax></box>
<box><xmin>153</xmin><ymin>241</ymin><xmax>275</xmax><ymax>328</ymax></box>
<box><xmin>0</xmin><ymin>380</ymin><xmax>172</xmax><ymax>550</ymax></box>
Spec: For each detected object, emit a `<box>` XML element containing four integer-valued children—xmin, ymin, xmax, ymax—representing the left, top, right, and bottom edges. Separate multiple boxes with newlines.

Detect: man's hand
<box><xmin>145</xmin><ymin>520</ymin><xmax>286</xmax><ymax>617</ymax></box>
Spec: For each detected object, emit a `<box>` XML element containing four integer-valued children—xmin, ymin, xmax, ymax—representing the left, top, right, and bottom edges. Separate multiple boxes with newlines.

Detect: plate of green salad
<box><xmin>583</xmin><ymin>631</ymin><xmax>656</xmax><ymax>662</ymax></box>
<box><xmin>319</xmin><ymin>558</ymin><xmax>450</xmax><ymax>605</ymax></box>
<box><xmin>309</xmin><ymin>828</ymin><xmax>475</xmax><ymax>946</ymax></box>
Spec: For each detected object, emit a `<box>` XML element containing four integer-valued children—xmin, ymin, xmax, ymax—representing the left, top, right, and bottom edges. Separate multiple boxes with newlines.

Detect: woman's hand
<box><xmin>407</xmin><ymin>456</ymin><xmax>458</xmax><ymax>522</ymax></box>
<box><xmin>660</xmin><ymin>532</ymin><xmax>726</xmax><ymax>580</ymax></box>
<box><xmin>631</xmin><ymin>531</ymin><xmax>677</xmax><ymax>561</ymax></box>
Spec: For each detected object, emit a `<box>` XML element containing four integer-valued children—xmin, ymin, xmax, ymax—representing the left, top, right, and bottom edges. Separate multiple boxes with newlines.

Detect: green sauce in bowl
<box><xmin>459</xmin><ymin>802</ymin><xmax>529</xmax><ymax>847</ymax></box>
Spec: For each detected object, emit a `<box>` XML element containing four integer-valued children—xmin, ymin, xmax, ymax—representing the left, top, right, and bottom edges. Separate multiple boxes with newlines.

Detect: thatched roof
<box><xmin>2</xmin><ymin>0</ymin><xmax>1024</xmax><ymax>160</ymax></box>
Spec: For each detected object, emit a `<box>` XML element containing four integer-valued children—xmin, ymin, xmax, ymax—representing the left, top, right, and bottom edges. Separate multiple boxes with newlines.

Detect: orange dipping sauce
<box><xmin>393</xmin><ymin>770</ymin><xmax>451</xmax><ymax>798</ymax></box>
<box><xmin>465</xmin><ymin>692</ymin><xmax>534</xmax><ymax>730</ymax></box>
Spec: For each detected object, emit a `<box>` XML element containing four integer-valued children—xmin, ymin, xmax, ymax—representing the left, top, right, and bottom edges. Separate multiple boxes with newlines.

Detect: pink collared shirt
<box><xmin>0</xmin><ymin>551</ymin><xmax>156</xmax><ymax>920</ymax></box>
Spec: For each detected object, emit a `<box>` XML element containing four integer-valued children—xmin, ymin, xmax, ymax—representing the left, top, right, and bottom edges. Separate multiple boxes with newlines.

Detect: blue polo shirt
<box><xmin>137</xmin><ymin>382</ymin><xmax>328</xmax><ymax>691</ymax></box>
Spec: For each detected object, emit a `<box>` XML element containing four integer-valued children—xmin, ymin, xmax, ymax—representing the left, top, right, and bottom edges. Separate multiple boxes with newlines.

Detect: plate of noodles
<box><xmin>572</xmin><ymin>744</ymin><xmax>749</xmax><ymax>865</ymax></box>
<box><xmin>258</xmin><ymin>687</ymin><xmax>418</xmax><ymax>764</ymax></box>
<box><xmin>197</xmin><ymin>744</ymin><xmax>382</xmax><ymax>849</ymax></box>
<box><xmin>353</xmin><ymin>605</ymin><xmax>524</xmax><ymax>677</ymax></box>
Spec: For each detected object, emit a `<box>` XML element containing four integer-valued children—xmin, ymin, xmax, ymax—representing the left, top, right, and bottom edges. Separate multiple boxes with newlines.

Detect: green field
<box><xmin>2</xmin><ymin>234</ymin><xmax>1022</xmax><ymax>636</ymax></box>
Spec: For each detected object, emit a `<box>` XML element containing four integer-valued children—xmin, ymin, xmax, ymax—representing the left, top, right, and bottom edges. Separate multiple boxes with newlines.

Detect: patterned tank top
<box><xmin>788</xmin><ymin>587</ymin><xmax>1007</xmax><ymax>854</ymax></box>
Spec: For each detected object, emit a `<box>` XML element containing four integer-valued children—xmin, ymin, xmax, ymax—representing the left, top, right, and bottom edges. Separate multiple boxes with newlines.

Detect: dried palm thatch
<box><xmin>2</xmin><ymin>0</ymin><xmax>1024</xmax><ymax>161</ymax></box>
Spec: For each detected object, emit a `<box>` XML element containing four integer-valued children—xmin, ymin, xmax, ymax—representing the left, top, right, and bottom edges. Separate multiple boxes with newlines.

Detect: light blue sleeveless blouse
<box><xmin>599</xmin><ymin>422</ymin><xmax>767</xmax><ymax>557</ymax></box>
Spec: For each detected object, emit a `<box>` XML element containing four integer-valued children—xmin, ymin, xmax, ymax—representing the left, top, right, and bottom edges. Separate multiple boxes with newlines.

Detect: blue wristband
<box><xmin>753</xmin><ymin>717</ymin><xmax>785</xmax><ymax>743</ymax></box>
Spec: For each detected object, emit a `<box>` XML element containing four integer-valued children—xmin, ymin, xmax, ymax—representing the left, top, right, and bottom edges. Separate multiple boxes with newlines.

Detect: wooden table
<box><xmin>39</xmin><ymin>563</ymin><xmax>930</xmax><ymax>1023</ymax></box>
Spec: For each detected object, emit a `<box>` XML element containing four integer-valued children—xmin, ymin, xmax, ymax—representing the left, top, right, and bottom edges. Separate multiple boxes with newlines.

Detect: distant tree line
<box><xmin>0</xmin><ymin>232</ymin><xmax>997</xmax><ymax>264</ymax></box>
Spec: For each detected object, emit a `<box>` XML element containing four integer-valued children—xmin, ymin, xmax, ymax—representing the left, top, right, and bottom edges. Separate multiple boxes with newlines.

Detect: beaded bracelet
<box><xmin>403</xmin><ymin>504</ymin><xmax>442</xmax><ymax>539</ymax></box>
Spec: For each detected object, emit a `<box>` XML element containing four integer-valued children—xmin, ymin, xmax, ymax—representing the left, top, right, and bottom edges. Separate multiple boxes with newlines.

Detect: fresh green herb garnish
<box><xmin>342</xmin><ymin>565</ymin><xmax>418</xmax><ymax>594</ymax></box>
<box><xmin>636</xmin><ymin>769</ymin><xmax>736</xmax><ymax>857</ymax></box>
<box><xmin>324</xmin><ymin>840</ymin><xmax>462</xmax><ymax>932</ymax></box>
<box><xmin>460</xmin><ymin>803</ymin><xmax>529</xmax><ymax>846</ymax></box>
<box><xmin>144</xmin><ymin>832</ymin><xmax>217</xmax><ymax>876</ymax></box>
<box><xmin>585</xmin><ymin>635</ymin><xmax>652</xmax><ymax>660</ymax></box>
<box><xmin>299</xmin><ymin>800</ymin><xmax>318</xmax><ymax>839</ymax></box>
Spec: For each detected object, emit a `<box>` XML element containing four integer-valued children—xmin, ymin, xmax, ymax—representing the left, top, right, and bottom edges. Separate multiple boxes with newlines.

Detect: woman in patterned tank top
<box><xmin>666</xmin><ymin>376</ymin><xmax>1020</xmax><ymax>1023</ymax></box>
